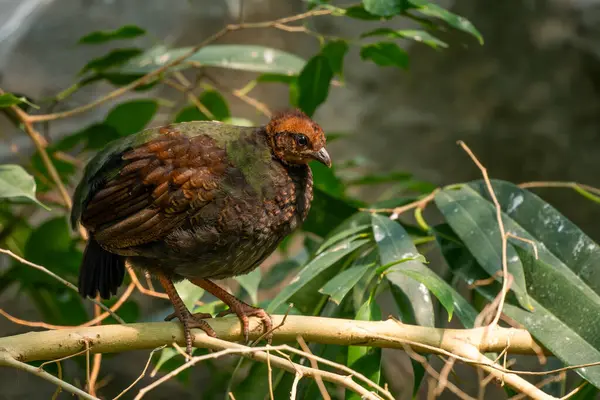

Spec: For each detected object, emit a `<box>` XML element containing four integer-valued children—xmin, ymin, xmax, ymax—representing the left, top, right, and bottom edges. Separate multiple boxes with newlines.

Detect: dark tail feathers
<box><xmin>78</xmin><ymin>239</ymin><xmax>125</xmax><ymax>300</ymax></box>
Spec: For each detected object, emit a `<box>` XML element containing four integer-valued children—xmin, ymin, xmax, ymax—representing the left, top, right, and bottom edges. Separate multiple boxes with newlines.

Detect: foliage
<box><xmin>0</xmin><ymin>1</ymin><xmax>598</xmax><ymax>399</ymax></box>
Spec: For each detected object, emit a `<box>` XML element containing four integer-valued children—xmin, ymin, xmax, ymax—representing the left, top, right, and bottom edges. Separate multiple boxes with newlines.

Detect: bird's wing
<box><xmin>79</xmin><ymin>128</ymin><xmax>231</xmax><ymax>249</ymax></box>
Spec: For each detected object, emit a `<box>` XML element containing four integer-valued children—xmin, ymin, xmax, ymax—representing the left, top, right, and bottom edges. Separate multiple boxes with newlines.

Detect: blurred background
<box><xmin>1</xmin><ymin>0</ymin><xmax>599</xmax><ymax>398</ymax></box>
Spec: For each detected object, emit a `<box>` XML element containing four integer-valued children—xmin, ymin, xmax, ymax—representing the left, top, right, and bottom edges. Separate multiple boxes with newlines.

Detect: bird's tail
<box><xmin>78</xmin><ymin>238</ymin><xmax>125</xmax><ymax>300</ymax></box>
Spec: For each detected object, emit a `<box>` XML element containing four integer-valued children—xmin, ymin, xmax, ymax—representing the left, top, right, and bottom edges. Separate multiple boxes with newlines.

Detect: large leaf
<box><xmin>302</xmin><ymin>188</ymin><xmax>360</xmax><ymax>238</ymax></box>
<box><xmin>174</xmin><ymin>90</ymin><xmax>230</xmax><ymax>123</ymax></box>
<box><xmin>78</xmin><ymin>25</ymin><xmax>146</xmax><ymax>44</ymax></box>
<box><xmin>395</xmin><ymin>264</ymin><xmax>477</xmax><ymax>327</ymax></box>
<box><xmin>434</xmin><ymin>183</ymin><xmax>532</xmax><ymax>310</ymax></box>
<box><xmin>362</xmin><ymin>0</ymin><xmax>405</xmax><ymax>16</ymax></box>
<box><xmin>0</xmin><ymin>165</ymin><xmax>48</xmax><ymax>209</ymax></box>
<box><xmin>361</xmin><ymin>28</ymin><xmax>448</xmax><ymax>49</ymax></box>
<box><xmin>409</xmin><ymin>0</ymin><xmax>483</xmax><ymax>44</ymax></box>
<box><xmin>267</xmin><ymin>239</ymin><xmax>369</xmax><ymax>313</ymax></box>
<box><xmin>346</xmin><ymin>298</ymin><xmax>382</xmax><ymax>400</ymax></box>
<box><xmin>0</xmin><ymin>93</ymin><xmax>25</xmax><ymax>108</ymax></box>
<box><xmin>371</xmin><ymin>214</ymin><xmax>434</xmax><ymax>327</ymax></box>
<box><xmin>297</xmin><ymin>55</ymin><xmax>334</xmax><ymax>116</ymax></box>
<box><xmin>360</xmin><ymin>42</ymin><xmax>409</xmax><ymax>69</ymax></box>
<box><xmin>436</xmin><ymin>222</ymin><xmax>600</xmax><ymax>388</ymax></box>
<box><xmin>105</xmin><ymin>100</ymin><xmax>158</xmax><ymax>136</ymax></box>
<box><xmin>173</xmin><ymin>280</ymin><xmax>205</xmax><ymax>311</ymax></box>
<box><xmin>80</xmin><ymin>48</ymin><xmax>143</xmax><ymax>74</ymax></box>
<box><xmin>118</xmin><ymin>45</ymin><xmax>306</xmax><ymax>75</ymax></box>
<box><xmin>321</xmin><ymin>40</ymin><xmax>349</xmax><ymax>77</ymax></box>
<box><xmin>319</xmin><ymin>259</ymin><xmax>372</xmax><ymax>304</ymax></box>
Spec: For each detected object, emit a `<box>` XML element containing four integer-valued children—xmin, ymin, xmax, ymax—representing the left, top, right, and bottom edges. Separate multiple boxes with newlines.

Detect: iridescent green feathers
<box><xmin>70</xmin><ymin>121</ymin><xmax>272</xmax><ymax>231</ymax></box>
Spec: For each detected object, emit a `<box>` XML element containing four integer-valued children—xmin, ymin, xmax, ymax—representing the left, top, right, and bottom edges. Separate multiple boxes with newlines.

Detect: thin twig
<box><xmin>0</xmin><ymin>282</ymin><xmax>134</xmax><ymax>329</ymax></box>
<box><xmin>361</xmin><ymin>189</ymin><xmax>440</xmax><ymax>220</ymax></box>
<box><xmin>519</xmin><ymin>181</ymin><xmax>600</xmax><ymax>196</ymax></box>
<box><xmin>297</xmin><ymin>335</ymin><xmax>331</xmax><ymax>400</ymax></box>
<box><xmin>0</xmin><ymin>89</ymin><xmax>72</xmax><ymax>211</ymax></box>
<box><xmin>134</xmin><ymin>340</ymin><xmax>380</xmax><ymax>400</ymax></box>
<box><xmin>560</xmin><ymin>382</ymin><xmax>588</xmax><ymax>400</ymax></box>
<box><xmin>457</xmin><ymin>140</ymin><xmax>509</xmax><ymax>327</ymax></box>
<box><xmin>26</xmin><ymin>9</ymin><xmax>332</xmax><ymax>123</ymax></box>
<box><xmin>290</xmin><ymin>371</ymin><xmax>303</xmax><ymax>400</ymax></box>
<box><xmin>266</xmin><ymin>345</ymin><xmax>275</xmax><ymax>400</ymax></box>
<box><xmin>0</xmin><ymin>248</ymin><xmax>125</xmax><ymax>324</ymax></box>
<box><xmin>0</xmin><ymin>352</ymin><xmax>99</xmax><ymax>400</ymax></box>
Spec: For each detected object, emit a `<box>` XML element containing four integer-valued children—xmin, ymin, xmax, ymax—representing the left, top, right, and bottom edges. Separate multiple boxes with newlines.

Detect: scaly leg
<box><xmin>190</xmin><ymin>278</ymin><xmax>273</xmax><ymax>343</ymax></box>
<box><xmin>157</xmin><ymin>274</ymin><xmax>216</xmax><ymax>355</ymax></box>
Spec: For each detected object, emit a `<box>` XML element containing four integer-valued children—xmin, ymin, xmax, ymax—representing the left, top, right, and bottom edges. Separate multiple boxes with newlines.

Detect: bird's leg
<box><xmin>157</xmin><ymin>274</ymin><xmax>216</xmax><ymax>355</ymax></box>
<box><xmin>189</xmin><ymin>278</ymin><xmax>273</xmax><ymax>343</ymax></box>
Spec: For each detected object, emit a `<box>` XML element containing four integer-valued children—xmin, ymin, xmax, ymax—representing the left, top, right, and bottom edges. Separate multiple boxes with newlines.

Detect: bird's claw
<box><xmin>165</xmin><ymin>310</ymin><xmax>216</xmax><ymax>355</ymax></box>
<box><xmin>217</xmin><ymin>304</ymin><xmax>273</xmax><ymax>343</ymax></box>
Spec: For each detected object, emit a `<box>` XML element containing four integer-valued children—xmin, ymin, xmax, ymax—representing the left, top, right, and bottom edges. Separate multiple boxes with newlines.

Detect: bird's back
<box><xmin>72</xmin><ymin>121</ymin><xmax>313</xmax><ymax>281</ymax></box>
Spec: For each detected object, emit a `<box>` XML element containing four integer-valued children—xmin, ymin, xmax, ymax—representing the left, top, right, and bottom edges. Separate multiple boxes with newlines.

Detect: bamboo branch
<box><xmin>0</xmin><ymin>316</ymin><xmax>545</xmax><ymax>363</ymax></box>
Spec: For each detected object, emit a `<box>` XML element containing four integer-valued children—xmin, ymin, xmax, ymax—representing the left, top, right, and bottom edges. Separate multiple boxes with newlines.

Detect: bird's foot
<box><xmin>217</xmin><ymin>303</ymin><xmax>273</xmax><ymax>343</ymax></box>
<box><xmin>165</xmin><ymin>309</ymin><xmax>216</xmax><ymax>355</ymax></box>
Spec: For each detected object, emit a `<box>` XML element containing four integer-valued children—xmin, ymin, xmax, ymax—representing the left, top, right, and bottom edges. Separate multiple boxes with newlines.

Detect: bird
<box><xmin>70</xmin><ymin>109</ymin><xmax>331</xmax><ymax>354</ymax></box>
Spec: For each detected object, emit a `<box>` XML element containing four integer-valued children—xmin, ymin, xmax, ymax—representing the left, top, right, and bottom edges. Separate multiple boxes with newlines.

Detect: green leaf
<box><xmin>317</xmin><ymin>224</ymin><xmax>371</xmax><ymax>254</ymax></box>
<box><xmin>199</xmin><ymin>90</ymin><xmax>230</xmax><ymax>120</ymax></box>
<box><xmin>105</xmin><ymin>100</ymin><xmax>158</xmax><ymax>136</ymax></box>
<box><xmin>80</xmin><ymin>48</ymin><xmax>143</xmax><ymax>74</ymax></box>
<box><xmin>234</xmin><ymin>268</ymin><xmax>261</xmax><ymax>305</ymax></box>
<box><xmin>372</xmin><ymin>214</ymin><xmax>434</xmax><ymax>327</ymax></box>
<box><xmin>360</xmin><ymin>42</ymin><xmax>409</xmax><ymax>69</ymax></box>
<box><xmin>436</xmin><ymin>223</ymin><xmax>600</xmax><ymax>389</ymax></box>
<box><xmin>174</xmin><ymin>280</ymin><xmax>205</xmax><ymax>310</ymax></box>
<box><xmin>0</xmin><ymin>93</ymin><xmax>25</xmax><ymax>108</ymax></box>
<box><xmin>347</xmin><ymin>298</ymin><xmax>382</xmax><ymax>400</ymax></box>
<box><xmin>409</xmin><ymin>0</ymin><xmax>483</xmax><ymax>44</ymax></box>
<box><xmin>395</xmin><ymin>265</ymin><xmax>477</xmax><ymax>326</ymax></box>
<box><xmin>319</xmin><ymin>260</ymin><xmax>372</xmax><ymax>304</ymax></box>
<box><xmin>119</xmin><ymin>45</ymin><xmax>306</xmax><ymax>75</ymax></box>
<box><xmin>256</xmin><ymin>73</ymin><xmax>297</xmax><ymax>84</ymax></box>
<box><xmin>175</xmin><ymin>106</ymin><xmax>208</xmax><ymax>123</ymax></box>
<box><xmin>54</xmin><ymin>123</ymin><xmax>120</xmax><ymax>152</ymax></box>
<box><xmin>303</xmin><ymin>188</ymin><xmax>360</xmax><ymax>238</ymax></box>
<box><xmin>434</xmin><ymin>184</ymin><xmax>532</xmax><ymax>310</ymax></box>
<box><xmin>0</xmin><ymin>165</ymin><xmax>48</xmax><ymax>209</ymax></box>
<box><xmin>310</xmin><ymin>162</ymin><xmax>345</xmax><ymax>198</ymax></box>
<box><xmin>361</xmin><ymin>28</ymin><xmax>448</xmax><ymax>49</ymax></box>
<box><xmin>342</xmin><ymin>5</ymin><xmax>384</xmax><ymax>20</ymax></box>
<box><xmin>362</xmin><ymin>0</ymin><xmax>405</xmax><ymax>16</ymax></box>
<box><xmin>174</xmin><ymin>90</ymin><xmax>229</xmax><ymax>123</ymax></box>
<box><xmin>321</xmin><ymin>40</ymin><xmax>349</xmax><ymax>77</ymax></box>
<box><xmin>297</xmin><ymin>55</ymin><xmax>334</xmax><ymax>116</ymax></box>
<box><xmin>267</xmin><ymin>239</ymin><xmax>369</xmax><ymax>313</ymax></box>
<box><xmin>78</xmin><ymin>25</ymin><xmax>146</xmax><ymax>44</ymax></box>
<box><xmin>0</xmin><ymin>209</ymin><xmax>31</xmax><ymax>258</ymax></box>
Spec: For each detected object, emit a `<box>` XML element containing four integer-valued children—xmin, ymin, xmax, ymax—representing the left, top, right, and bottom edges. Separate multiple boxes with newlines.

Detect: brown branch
<box><xmin>360</xmin><ymin>189</ymin><xmax>440</xmax><ymax>220</ymax></box>
<box><xmin>297</xmin><ymin>335</ymin><xmax>330</xmax><ymax>400</ymax></box>
<box><xmin>519</xmin><ymin>181</ymin><xmax>600</xmax><ymax>196</ymax></box>
<box><xmin>457</xmin><ymin>141</ymin><xmax>510</xmax><ymax>327</ymax></box>
<box><xmin>25</xmin><ymin>8</ymin><xmax>332</xmax><ymax>124</ymax></box>
<box><xmin>0</xmin><ymin>283</ymin><xmax>135</xmax><ymax>330</ymax></box>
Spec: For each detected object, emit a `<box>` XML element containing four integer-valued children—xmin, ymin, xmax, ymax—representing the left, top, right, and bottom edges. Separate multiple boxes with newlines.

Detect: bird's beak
<box><xmin>312</xmin><ymin>147</ymin><xmax>332</xmax><ymax>168</ymax></box>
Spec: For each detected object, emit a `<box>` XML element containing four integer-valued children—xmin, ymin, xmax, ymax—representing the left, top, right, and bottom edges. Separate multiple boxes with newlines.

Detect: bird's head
<box><xmin>265</xmin><ymin>109</ymin><xmax>331</xmax><ymax>168</ymax></box>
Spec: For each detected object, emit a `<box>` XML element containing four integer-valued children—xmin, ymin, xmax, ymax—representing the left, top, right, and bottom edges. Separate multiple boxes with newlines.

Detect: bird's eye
<box><xmin>295</xmin><ymin>134</ymin><xmax>309</xmax><ymax>147</ymax></box>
